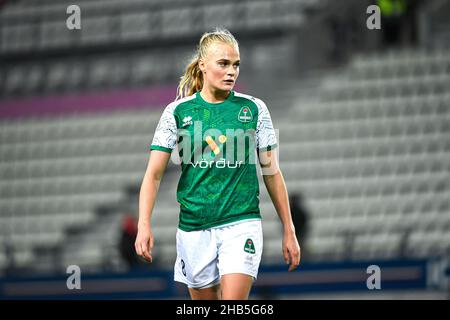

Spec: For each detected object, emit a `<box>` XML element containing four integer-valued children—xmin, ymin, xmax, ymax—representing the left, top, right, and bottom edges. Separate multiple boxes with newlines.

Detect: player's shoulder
<box><xmin>164</xmin><ymin>93</ymin><xmax>197</xmax><ymax>113</ymax></box>
<box><xmin>234</xmin><ymin>91</ymin><xmax>269</xmax><ymax>112</ymax></box>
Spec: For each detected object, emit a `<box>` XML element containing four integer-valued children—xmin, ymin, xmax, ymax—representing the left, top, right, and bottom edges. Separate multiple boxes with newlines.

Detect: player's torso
<box><xmin>173</xmin><ymin>93</ymin><xmax>262</xmax><ymax>230</ymax></box>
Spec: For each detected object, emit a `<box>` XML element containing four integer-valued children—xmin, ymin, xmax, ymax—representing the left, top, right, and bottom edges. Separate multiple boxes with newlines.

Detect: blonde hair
<box><xmin>176</xmin><ymin>27</ymin><xmax>239</xmax><ymax>100</ymax></box>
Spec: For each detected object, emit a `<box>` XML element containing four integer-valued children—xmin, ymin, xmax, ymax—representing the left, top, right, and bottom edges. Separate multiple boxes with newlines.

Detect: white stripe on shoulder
<box><xmin>234</xmin><ymin>91</ymin><xmax>257</xmax><ymax>102</ymax></box>
<box><xmin>165</xmin><ymin>93</ymin><xmax>197</xmax><ymax>112</ymax></box>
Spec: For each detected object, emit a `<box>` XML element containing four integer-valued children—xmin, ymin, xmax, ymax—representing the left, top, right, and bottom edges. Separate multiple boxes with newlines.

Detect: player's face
<box><xmin>201</xmin><ymin>42</ymin><xmax>240</xmax><ymax>93</ymax></box>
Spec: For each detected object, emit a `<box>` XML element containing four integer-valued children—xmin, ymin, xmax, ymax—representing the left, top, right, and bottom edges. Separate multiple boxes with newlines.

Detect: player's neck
<box><xmin>200</xmin><ymin>87</ymin><xmax>230</xmax><ymax>104</ymax></box>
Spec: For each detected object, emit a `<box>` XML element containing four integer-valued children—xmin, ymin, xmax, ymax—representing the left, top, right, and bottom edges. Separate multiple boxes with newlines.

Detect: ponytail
<box><xmin>176</xmin><ymin>56</ymin><xmax>203</xmax><ymax>101</ymax></box>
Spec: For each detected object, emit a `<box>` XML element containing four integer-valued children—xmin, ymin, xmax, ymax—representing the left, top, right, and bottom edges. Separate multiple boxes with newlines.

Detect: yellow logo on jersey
<box><xmin>205</xmin><ymin>135</ymin><xmax>227</xmax><ymax>155</ymax></box>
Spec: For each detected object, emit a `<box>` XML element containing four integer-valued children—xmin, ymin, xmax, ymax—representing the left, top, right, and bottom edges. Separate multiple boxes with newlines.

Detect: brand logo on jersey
<box><xmin>205</xmin><ymin>135</ymin><xmax>227</xmax><ymax>155</ymax></box>
<box><xmin>190</xmin><ymin>158</ymin><xmax>243</xmax><ymax>168</ymax></box>
<box><xmin>244</xmin><ymin>238</ymin><xmax>256</xmax><ymax>254</ymax></box>
<box><xmin>238</xmin><ymin>106</ymin><xmax>253</xmax><ymax>123</ymax></box>
<box><xmin>182</xmin><ymin>116</ymin><xmax>193</xmax><ymax>127</ymax></box>
<box><xmin>188</xmin><ymin>134</ymin><xmax>243</xmax><ymax>168</ymax></box>
<box><xmin>177</xmin><ymin>123</ymin><xmax>262</xmax><ymax>167</ymax></box>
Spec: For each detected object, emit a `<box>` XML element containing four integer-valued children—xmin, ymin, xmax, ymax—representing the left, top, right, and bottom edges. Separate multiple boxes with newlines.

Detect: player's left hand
<box><xmin>282</xmin><ymin>231</ymin><xmax>301</xmax><ymax>272</ymax></box>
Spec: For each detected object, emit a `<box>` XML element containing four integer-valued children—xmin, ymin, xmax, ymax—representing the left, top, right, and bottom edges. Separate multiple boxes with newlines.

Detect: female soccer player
<box><xmin>135</xmin><ymin>28</ymin><xmax>300</xmax><ymax>300</ymax></box>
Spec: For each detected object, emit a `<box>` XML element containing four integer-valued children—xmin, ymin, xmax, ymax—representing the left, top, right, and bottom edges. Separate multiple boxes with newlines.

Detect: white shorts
<box><xmin>174</xmin><ymin>219</ymin><xmax>263</xmax><ymax>289</ymax></box>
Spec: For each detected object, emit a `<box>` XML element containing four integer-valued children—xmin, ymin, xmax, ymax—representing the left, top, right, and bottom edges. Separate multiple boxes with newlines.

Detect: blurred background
<box><xmin>0</xmin><ymin>0</ymin><xmax>449</xmax><ymax>299</ymax></box>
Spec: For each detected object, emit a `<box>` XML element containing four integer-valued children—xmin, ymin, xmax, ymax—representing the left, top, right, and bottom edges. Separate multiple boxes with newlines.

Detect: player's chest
<box><xmin>177</xmin><ymin>105</ymin><xmax>256</xmax><ymax>133</ymax></box>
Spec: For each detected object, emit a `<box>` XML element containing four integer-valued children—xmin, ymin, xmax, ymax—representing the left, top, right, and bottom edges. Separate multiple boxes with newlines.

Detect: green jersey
<box><xmin>150</xmin><ymin>90</ymin><xmax>277</xmax><ymax>231</ymax></box>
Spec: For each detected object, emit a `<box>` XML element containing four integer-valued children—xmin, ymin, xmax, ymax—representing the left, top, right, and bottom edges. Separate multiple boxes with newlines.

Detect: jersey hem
<box><xmin>178</xmin><ymin>213</ymin><xmax>262</xmax><ymax>232</ymax></box>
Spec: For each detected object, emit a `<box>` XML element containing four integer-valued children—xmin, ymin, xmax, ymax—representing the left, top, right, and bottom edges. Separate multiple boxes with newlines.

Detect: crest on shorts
<box><xmin>238</xmin><ymin>106</ymin><xmax>253</xmax><ymax>123</ymax></box>
<box><xmin>244</xmin><ymin>238</ymin><xmax>255</xmax><ymax>254</ymax></box>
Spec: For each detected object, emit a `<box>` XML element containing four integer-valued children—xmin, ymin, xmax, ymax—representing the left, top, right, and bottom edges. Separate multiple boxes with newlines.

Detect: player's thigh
<box><xmin>174</xmin><ymin>228</ymin><xmax>220</xmax><ymax>289</ymax></box>
<box><xmin>188</xmin><ymin>284</ymin><xmax>221</xmax><ymax>300</ymax></box>
<box><xmin>217</xmin><ymin>220</ymin><xmax>263</xmax><ymax>280</ymax></box>
<box><xmin>220</xmin><ymin>273</ymin><xmax>253</xmax><ymax>300</ymax></box>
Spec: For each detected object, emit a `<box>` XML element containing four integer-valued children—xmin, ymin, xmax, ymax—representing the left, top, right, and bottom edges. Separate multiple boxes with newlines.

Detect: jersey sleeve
<box><xmin>255</xmin><ymin>98</ymin><xmax>277</xmax><ymax>151</ymax></box>
<box><xmin>150</xmin><ymin>103</ymin><xmax>178</xmax><ymax>153</ymax></box>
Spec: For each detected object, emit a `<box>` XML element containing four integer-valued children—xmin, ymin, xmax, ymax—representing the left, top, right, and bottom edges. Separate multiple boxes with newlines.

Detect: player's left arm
<box><xmin>259</xmin><ymin>148</ymin><xmax>301</xmax><ymax>272</ymax></box>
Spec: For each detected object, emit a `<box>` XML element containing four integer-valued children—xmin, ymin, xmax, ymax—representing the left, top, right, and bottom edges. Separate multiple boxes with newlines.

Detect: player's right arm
<box><xmin>135</xmin><ymin>150</ymin><xmax>171</xmax><ymax>263</ymax></box>
<box><xmin>136</xmin><ymin>101</ymin><xmax>178</xmax><ymax>262</ymax></box>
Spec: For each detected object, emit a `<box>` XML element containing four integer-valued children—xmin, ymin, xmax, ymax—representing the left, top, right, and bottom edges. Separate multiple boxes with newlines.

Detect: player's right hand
<box><xmin>135</xmin><ymin>225</ymin><xmax>154</xmax><ymax>263</ymax></box>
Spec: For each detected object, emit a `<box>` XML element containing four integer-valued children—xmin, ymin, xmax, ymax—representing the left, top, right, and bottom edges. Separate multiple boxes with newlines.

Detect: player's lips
<box><xmin>223</xmin><ymin>80</ymin><xmax>234</xmax><ymax>84</ymax></box>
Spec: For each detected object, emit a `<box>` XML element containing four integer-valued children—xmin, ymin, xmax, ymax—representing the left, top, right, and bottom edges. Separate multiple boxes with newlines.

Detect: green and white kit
<box><xmin>150</xmin><ymin>90</ymin><xmax>278</xmax><ymax>232</ymax></box>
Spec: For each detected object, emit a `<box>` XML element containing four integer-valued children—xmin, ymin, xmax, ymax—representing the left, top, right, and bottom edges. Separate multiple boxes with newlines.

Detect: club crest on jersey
<box><xmin>182</xmin><ymin>116</ymin><xmax>193</xmax><ymax>127</ymax></box>
<box><xmin>244</xmin><ymin>238</ymin><xmax>256</xmax><ymax>254</ymax></box>
<box><xmin>238</xmin><ymin>106</ymin><xmax>253</xmax><ymax>123</ymax></box>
